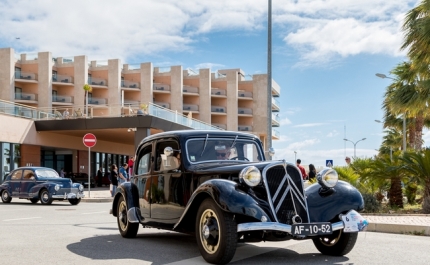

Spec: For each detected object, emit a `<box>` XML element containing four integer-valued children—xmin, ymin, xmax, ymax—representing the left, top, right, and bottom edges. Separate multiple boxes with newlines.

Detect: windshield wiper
<box><xmin>230</xmin><ymin>135</ymin><xmax>238</xmax><ymax>149</ymax></box>
<box><xmin>200</xmin><ymin>134</ymin><xmax>209</xmax><ymax>157</ymax></box>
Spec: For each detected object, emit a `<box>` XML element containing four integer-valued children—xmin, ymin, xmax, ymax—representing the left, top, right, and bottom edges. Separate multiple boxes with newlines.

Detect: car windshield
<box><xmin>186</xmin><ymin>137</ymin><xmax>264</xmax><ymax>163</ymax></box>
<box><xmin>35</xmin><ymin>169</ymin><xmax>60</xmax><ymax>179</ymax></box>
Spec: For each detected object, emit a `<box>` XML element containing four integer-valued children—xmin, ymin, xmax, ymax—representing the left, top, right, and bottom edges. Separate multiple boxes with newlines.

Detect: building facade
<box><xmin>0</xmin><ymin>47</ymin><xmax>280</xmax><ymax>178</ymax></box>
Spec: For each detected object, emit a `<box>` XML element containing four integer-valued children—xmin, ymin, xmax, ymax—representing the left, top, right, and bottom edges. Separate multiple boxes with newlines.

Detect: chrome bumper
<box><xmin>237</xmin><ymin>221</ymin><xmax>344</xmax><ymax>234</ymax></box>
<box><xmin>52</xmin><ymin>192</ymin><xmax>85</xmax><ymax>199</ymax></box>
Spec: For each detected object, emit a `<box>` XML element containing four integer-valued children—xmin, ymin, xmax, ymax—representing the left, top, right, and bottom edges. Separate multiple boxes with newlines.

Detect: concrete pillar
<box><xmin>170</xmin><ymin>65</ymin><xmax>183</xmax><ymax>113</ymax></box>
<box><xmin>74</xmin><ymin>55</ymin><xmax>88</xmax><ymax>109</ymax></box>
<box><xmin>37</xmin><ymin>52</ymin><xmax>53</xmax><ymax>108</ymax></box>
<box><xmin>199</xmin><ymin>68</ymin><xmax>211</xmax><ymax>124</ymax></box>
<box><xmin>108</xmin><ymin>59</ymin><xmax>121</xmax><ymax>106</ymax></box>
<box><xmin>0</xmin><ymin>48</ymin><xmax>14</xmax><ymax>101</ymax></box>
<box><xmin>141</xmin><ymin>62</ymin><xmax>153</xmax><ymax>105</ymax></box>
<box><xmin>226</xmin><ymin>71</ymin><xmax>239</xmax><ymax>131</ymax></box>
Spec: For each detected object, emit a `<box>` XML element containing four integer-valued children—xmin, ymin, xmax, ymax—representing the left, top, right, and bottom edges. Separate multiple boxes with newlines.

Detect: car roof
<box><xmin>139</xmin><ymin>130</ymin><xmax>259</xmax><ymax>146</ymax></box>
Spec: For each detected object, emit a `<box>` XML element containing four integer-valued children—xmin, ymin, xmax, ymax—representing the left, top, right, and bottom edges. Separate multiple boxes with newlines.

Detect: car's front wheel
<box><xmin>68</xmin><ymin>198</ymin><xmax>81</xmax><ymax>205</ymax></box>
<box><xmin>312</xmin><ymin>230</ymin><xmax>358</xmax><ymax>256</ymax></box>
<box><xmin>195</xmin><ymin>198</ymin><xmax>237</xmax><ymax>264</ymax></box>
<box><xmin>39</xmin><ymin>189</ymin><xmax>53</xmax><ymax>205</ymax></box>
<box><xmin>1</xmin><ymin>190</ymin><xmax>12</xmax><ymax>203</ymax></box>
<box><xmin>117</xmin><ymin>195</ymin><xmax>139</xmax><ymax>238</ymax></box>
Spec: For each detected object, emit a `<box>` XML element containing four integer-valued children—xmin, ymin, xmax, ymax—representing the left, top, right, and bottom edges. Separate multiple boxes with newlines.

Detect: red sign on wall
<box><xmin>83</xmin><ymin>133</ymin><xmax>97</xmax><ymax>148</ymax></box>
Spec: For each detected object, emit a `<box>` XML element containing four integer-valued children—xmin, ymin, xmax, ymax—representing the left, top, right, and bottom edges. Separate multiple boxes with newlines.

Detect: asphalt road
<box><xmin>1</xmin><ymin>199</ymin><xmax>429</xmax><ymax>265</ymax></box>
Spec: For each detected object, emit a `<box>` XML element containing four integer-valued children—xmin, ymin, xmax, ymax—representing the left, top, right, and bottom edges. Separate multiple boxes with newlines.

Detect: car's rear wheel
<box><xmin>195</xmin><ymin>198</ymin><xmax>237</xmax><ymax>264</ymax></box>
<box><xmin>312</xmin><ymin>230</ymin><xmax>358</xmax><ymax>256</ymax></box>
<box><xmin>39</xmin><ymin>189</ymin><xmax>53</xmax><ymax>205</ymax></box>
<box><xmin>117</xmin><ymin>195</ymin><xmax>139</xmax><ymax>238</ymax></box>
<box><xmin>30</xmin><ymin>198</ymin><xmax>39</xmax><ymax>204</ymax></box>
<box><xmin>68</xmin><ymin>198</ymin><xmax>81</xmax><ymax>205</ymax></box>
<box><xmin>1</xmin><ymin>190</ymin><xmax>12</xmax><ymax>203</ymax></box>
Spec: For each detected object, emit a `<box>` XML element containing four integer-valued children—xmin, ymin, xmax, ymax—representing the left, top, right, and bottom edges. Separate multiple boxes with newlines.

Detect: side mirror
<box><xmin>268</xmin><ymin>147</ymin><xmax>275</xmax><ymax>157</ymax></box>
<box><xmin>164</xmin><ymin>147</ymin><xmax>174</xmax><ymax>157</ymax></box>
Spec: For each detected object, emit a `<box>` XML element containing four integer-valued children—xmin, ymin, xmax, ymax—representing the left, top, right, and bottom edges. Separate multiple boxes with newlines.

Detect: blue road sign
<box><xmin>326</xmin><ymin>160</ymin><xmax>333</xmax><ymax>167</ymax></box>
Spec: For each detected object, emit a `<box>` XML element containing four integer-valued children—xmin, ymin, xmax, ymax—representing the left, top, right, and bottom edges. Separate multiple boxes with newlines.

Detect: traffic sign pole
<box><xmin>83</xmin><ymin>133</ymin><xmax>97</xmax><ymax>198</ymax></box>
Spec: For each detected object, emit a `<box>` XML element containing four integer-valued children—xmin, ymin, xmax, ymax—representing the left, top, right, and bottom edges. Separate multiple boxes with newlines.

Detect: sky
<box><xmin>0</xmin><ymin>0</ymin><xmax>428</xmax><ymax>168</ymax></box>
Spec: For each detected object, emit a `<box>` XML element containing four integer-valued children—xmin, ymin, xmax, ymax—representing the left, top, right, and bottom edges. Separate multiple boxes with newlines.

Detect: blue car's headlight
<box><xmin>317</xmin><ymin>168</ymin><xmax>338</xmax><ymax>188</ymax></box>
<box><xmin>239</xmin><ymin>166</ymin><xmax>261</xmax><ymax>187</ymax></box>
<box><xmin>55</xmin><ymin>184</ymin><xmax>60</xmax><ymax>191</ymax></box>
<box><xmin>78</xmin><ymin>184</ymin><xmax>84</xmax><ymax>192</ymax></box>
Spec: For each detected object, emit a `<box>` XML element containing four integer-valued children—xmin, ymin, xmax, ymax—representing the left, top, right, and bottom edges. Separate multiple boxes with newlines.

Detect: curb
<box><xmin>366</xmin><ymin>223</ymin><xmax>430</xmax><ymax>236</ymax></box>
<box><xmin>81</xmin><ymin>198</ymin><xmax>113</xmax><ymax>203</ymax></box>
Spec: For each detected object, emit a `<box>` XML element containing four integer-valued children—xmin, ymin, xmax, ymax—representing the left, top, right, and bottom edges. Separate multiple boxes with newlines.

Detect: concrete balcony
<box><xmin>211</xmin><ymin>88</ymin><xmax>226</xmax><ymax>96</ymax></box>
<box><xmin>53</xmin><ymin>74</ymin><xmax>74</xmax><ymax>84</ymax></box>
<box><xmin>238</xmin><ymin>125</ymin><xmax>253</xmax><ymax>132</ymax></box>
<box><xmin>238</xmin><ymin>108</ymin><xmax>252</xmax><ymax>115</ymax></box>
<box><xmin>88</xmin><ymin>97</ymin><xmax>108</xmax><ymax>105</ymax></box>
<box><xmin>272</xmin><ymin>114</ymin><xmax>280</xmax><ymax>127</ymax></box>
<box><xmin>153</xmin><ymin>83</ymin><xmax>171</xmax><ymax>92</ymax></box>
<box><xmin>15</xmin><ymin>93</ymin><xmax>38</xmax><ymax>102</ymax></box>
<box><xmin>272</xmin><ymin>97</ymin><xmax>280</xmax><ymax>112</ymax></box>
<box><xmin>89</xmin><ymin>77</ymin><xmax>107</xmax><ymax>87</ymax></box>
<box><xmin>183</xmin><ymin>104</ymin><xmax>198</xmax><ymax>112</ymax></box>
<box><xmin>154</xmin><ymin>101</ymin><xmax>170</xmax><ymax>109</ymax></box>
<box><xmin>15</xmin><ymin>71</ymin><xmax>37</xmax><ymax>81</ymax></box>
<box><xmin>272</xmin><ymin>129</ymin><xmax>280</xmax><ymax>140</ymax></box>
<box><xmin>52</xmin><ymin>95</ymin><xmax>74</xmax><ymax>104</ymax></box>
<box><xmin>183</xmin><ymin>85</ymin><xmax>199</xmax><ymax>94</ymax></box>
<box><xmin>272</xmin><ymin>82</ymin><xmax>281</xmax><ymax>97</ymax></box>
<box><xmin>238</xmin><ymin>90</ymin><xmax>253</xmax><ymax>98</ymax></box>
<box><xmin>121</xmin><ymin>80</ymin><xmax>140</xmax><ymax>89</ymax></box>
<box><xmin>211</xmin><ymin>106</ymin><xmax>227</xmax><ymax>113</ymax></box>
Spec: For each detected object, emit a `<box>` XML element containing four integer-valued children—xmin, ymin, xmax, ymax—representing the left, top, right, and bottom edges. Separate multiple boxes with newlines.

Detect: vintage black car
<box><xmin>111</xmin><ymin>130</ymin><xmax>367</xmax><ymax>264</ymax></box>
<box><xmin>0</xmin><ymin>167</ymin><xmax>84</xmax><ymax>205</ymax></box>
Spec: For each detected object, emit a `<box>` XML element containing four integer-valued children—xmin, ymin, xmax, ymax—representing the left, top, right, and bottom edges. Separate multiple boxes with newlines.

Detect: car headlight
<box><xmin>317</xmin><ymin>168</ymin><xmax>338</xmax><ymax>188</ymax></box>
<box><xmin>78</xmin><ymin>184</ymin><xmax>84</xmax><ymax>192</ymax></box>
<box><xmin>55</xmin><ymin>184</ymin><xmax>60</xmax><ymax>191</ymax></box>
<box><xmin>239</xmin><ymin>166</ymin><xmax>261</xmax><ymax>187</ymax></box>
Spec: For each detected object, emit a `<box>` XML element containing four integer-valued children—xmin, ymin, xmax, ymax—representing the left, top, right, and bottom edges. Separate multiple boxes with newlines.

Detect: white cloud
<box><xmin>293</xmin><ymin>123</ymin><xmax>328</xmax><ymax>128</ymax></box>
<box><xmin>327</xmin><ymin>130</ymin><xmax>339</xmax><ymax>137</ymax></box>
<box><xmin>287</xmin><ymin>139</ymin><xmax>321</xmax><ymax>150</ymax></box>
<box><xmin>280</xmin><ymin>117</ymin><xmax>292</xmax><ymax>126</ymax></box>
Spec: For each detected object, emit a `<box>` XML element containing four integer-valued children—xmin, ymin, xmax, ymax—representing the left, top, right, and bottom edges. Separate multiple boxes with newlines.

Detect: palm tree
<box><xmin>83</xmin><ymin>84</ymin><xmax>92</xmax><ymax>117</ymax></box>
<box><xmin>401</xmin><ymin>148</ymin><xmax>430</xmax><ymax>213</ymax></box>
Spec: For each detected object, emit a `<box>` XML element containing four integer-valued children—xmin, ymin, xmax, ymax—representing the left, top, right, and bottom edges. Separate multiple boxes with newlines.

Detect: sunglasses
<box><xmin>215</xmin><ymin>152</ymin><xmax>228</xmax><ymax>157</ymax></box>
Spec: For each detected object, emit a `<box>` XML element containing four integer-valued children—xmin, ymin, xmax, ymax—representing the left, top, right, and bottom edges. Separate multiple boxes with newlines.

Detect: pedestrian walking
<box><xmin>110</xmin><ymin>164</ymin><xmax>118</xmax><ymax>197</ymax></box>
<box><xmin>296</xmin><ymin>159</ymin><xmax>308</xmax><ymax>180</ymax></box>
<box><xmin>119</xmin><ymin>163</ymin><xmax>128</xmax><ymax>183</ymax></box>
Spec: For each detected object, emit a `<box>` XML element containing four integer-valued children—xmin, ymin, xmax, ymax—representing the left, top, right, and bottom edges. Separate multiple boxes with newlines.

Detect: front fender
<box><xmin>175</xmin><ymin>179</ymin><xmax>272</xmax><ymax>230</ymax></box>
<box><xmin>306</xmin><ymin>180</ymin><xmax>364</xmax><ymax>222</ymax></box>
<box><xmin>112</xmin><ymin>182</ymin><xmax>142</xmax><ymax>223</ymax></box>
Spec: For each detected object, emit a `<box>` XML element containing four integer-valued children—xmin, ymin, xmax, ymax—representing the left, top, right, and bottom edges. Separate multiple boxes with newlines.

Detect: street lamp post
<box><xmin>266</xmin><ymin>0</ymin><xmax>273</xmax><ymax>158</ymax></box>
<box><xmin>294</xmin><ymin>151</ymin><xmax>297</xmax><ymax>162</ymax></box>
<box><xmin>375</xmin><ymin>73</ymin><xmax>407</xmax><ymax>152</ymax></box>
<box><xmin>343</xmin><ymin>138</ymin><xmax>366</xmax><ymax>159</ymax></box>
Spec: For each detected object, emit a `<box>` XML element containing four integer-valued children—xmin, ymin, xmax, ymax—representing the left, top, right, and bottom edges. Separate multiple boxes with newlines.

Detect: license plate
<box><xmin>291</xmin><ymin>223</ymin><xmax>332</xmax><ymax>236</ymax></box>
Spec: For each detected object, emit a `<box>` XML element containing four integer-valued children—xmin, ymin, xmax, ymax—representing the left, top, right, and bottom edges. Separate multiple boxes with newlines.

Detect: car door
<box><xmin>150</xmin><ymin>138</ymin><xmax>185</xmax><ymax>223</ymax></box>
<box><xmin>9</xmin><ymin>169</ymin><xmax>23</xmax><ymax>197</ymax></box>
<box><xmin>134</xmin><ymin>142</ymin><xmax>153</xmax><ymax>219</ymax></box>
<box><xmin>19</xmin><ymin>169</ymin><xmax>36</xmax><ymax>198</ymax></box>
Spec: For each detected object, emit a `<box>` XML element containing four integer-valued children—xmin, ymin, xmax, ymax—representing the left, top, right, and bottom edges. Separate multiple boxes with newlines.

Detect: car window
<box><xmin>186</xmin><ymin>138</ymin><xmax>263</xmax><ymax>163</ymax></box>
<box><xmin>11</xmin><ymin>170</ymin><xmax>23</xmax><ymax>180</ymax></box>
<box><xmin>35</xmin><ymin>169</ymin><xmax>60</xmax><ymax>178</ymax></box>
<box><xmin>136</xmin><ymin>144</ymin><xmax>152</xmax><ymax>175</ymax></box>
<box><xmin>155</xmin><ymin>140</ymin><xmax>180</xmax><ymax>171</ymax></box>
<box><xmin>23</xmin><ymin>170</ymin><xmax>35</xmax><ymax>180</ymax></box>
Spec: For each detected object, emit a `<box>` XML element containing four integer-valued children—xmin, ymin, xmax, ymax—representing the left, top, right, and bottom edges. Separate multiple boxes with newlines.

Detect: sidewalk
<box><xmin>81</xmin><ymin>187</ymin><xmax>430</xmax><ymax>236</ymax></box>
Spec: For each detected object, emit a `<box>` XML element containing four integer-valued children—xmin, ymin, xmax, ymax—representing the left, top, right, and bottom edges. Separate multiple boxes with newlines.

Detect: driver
<box><xmin>215</xmin><ymin>142</ymin><xmax>231</xmax><ymax>160</ymax></box>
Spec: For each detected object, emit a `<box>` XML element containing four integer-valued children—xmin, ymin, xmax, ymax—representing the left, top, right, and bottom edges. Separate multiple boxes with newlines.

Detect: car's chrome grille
<box><xmin>263</xmin><ymin>163</ymin><xmax>309</xmax><ymax>225</ymax></box>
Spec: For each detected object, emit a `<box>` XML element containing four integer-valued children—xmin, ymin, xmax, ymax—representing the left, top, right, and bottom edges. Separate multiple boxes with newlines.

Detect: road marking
<box><xmin>81</xmin><ymin>211</ymin><xmax>107</xmax><ymax>215</ymax></box>
<box><xmin>164</xmin><ymin>240</ymin><xmax>306</xmax><ymax>265</ymax></box>
<box><xmin>3</xmin><ymin>217</ymin><xmax>41</xmax><ymax>222</ymax></box>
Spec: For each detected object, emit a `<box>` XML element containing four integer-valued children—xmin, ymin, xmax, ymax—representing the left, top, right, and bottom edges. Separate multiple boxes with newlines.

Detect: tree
<box><xmin>401</xmin><ymin>148</ymin><xmax>430</xmax><ymax>213</ymax></box>
<box><xmin>83</xmin><ymin>84</ymin><xmax>92</xmax><ymax>117</ymax></box>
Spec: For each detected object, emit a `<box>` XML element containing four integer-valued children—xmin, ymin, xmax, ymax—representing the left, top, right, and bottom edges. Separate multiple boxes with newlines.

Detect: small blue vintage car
<box><xmin>0</xmin><ymin>167</ymin><xmax>84</xmax><ymax>205</ymax></box>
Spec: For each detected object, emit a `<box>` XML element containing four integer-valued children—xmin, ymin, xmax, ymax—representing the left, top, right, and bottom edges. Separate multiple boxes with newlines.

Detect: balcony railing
<box><xmin>238</xmin><ymin>125</ymin><xmax>253</xmax><ymax>132</ymax></box>
<box><xmin>53</xmin><ymin>74</ymin><xmax>74</xmax><ymax>83</ymax></box>
<box><xmin>211</xmin><ymin>88</ymin><xmax>226</xmax><ymax>96</ymax></box>
<box><xmin>15</xmin><ymin>71</ymin><xmax>37</xmax><ymax>81</ymax></box>
<box><xmin>238</xmin><ymin>108</ymin><xmax>252</xmax><ymax>115</ymax></box>
<box><xmin>15</xmin><ymin>93</ymin><xmax>38</xmax><ymax>101</ymax></box>
<box><xmin>0</xmin><ymin>99</ymin><xmax>53</xmax><ymax>119</ymax></box>
<box><xmin>89</xmin><ymin>97</ymin><xmax>108</xmax><ymax>105</ymax></box>
<box><xmin>124</xmin><ymin>100</ymin><xmax>140</xmax><ymax>106</ymax></box>
<box><xmin>154</xmin><ymin>102</ymin><xmax>170</xmax><ymax>109</ymax></box>
<box><xmin>183</xmin><ymin>104</ymin><xmax>199</xmax><ymax>111</ymax></box>
<box><xmin>212</xmin><ymin>123</ymin><xmax>227</xmax><ymax>130</ymax></box>
<box><xmin>121</xmin><ymin>80</ymin><xmax>140</xmax><ymax>88</ymax></box>
<box><xmin>211</xmin><ymin>106</ymin><xmax>227</xmax><ymax>113</ymax></box>
<box><xmin>272</xmin><ymin>129</ymin><xmax>280</xmax><ymax>139</ymax></box>
<box><xmin>153</xmin><ymin>83</ymin><xmax>171</xmax><ymax>91</ymax></box>
<box><xmin>272</xmin><ymin>114</ymin><xmax>280</xmax><ymax>122</ymax></box>
<box><xmin>90</xmin><ymin>77</ymin><xmax>107</xmax><ymax>86</ymax></box>
<box><xmin>53</xmin><ymin>95</ymin><xmax>74</xmax><ymax>103</ymax></box>
<box><xmin>272</xmin><ymin>97</ymin><xmax>280</xmax><ymax>111</ymax></box>
<box><xmin>183</xmin><ymin>86</ymin><xmax>199</xmax><ymax>93</ymax></box>
<box><xmin>238</xmin><ymin>91</ymin><xmax>253</xmax><ymax>98</ymax></box>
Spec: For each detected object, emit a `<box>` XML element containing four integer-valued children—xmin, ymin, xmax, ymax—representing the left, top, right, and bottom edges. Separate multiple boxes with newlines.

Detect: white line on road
<box><xmin>164</xmin><ymin>239</ymin><xmax>306</xmax><ymax>265</ymax></box>
<box><xmin>3</xmin><ymin>217</ymin><xmax>41</xmax><ymax>222</ymax></box>
<box><xmin>81</xmin><ymin>211</ymin><xmax>107</xmax><ymax>215</ymax></box>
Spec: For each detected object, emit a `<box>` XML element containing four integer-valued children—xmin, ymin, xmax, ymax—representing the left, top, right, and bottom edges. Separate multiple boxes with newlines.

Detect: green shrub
<box><xmin>362</xmin><ymin>193</ymin><xmax>381</xmax><ymax>213</ymax></box>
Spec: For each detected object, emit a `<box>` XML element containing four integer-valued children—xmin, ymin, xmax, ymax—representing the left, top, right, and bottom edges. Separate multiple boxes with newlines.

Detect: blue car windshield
<box><xmin>35</xmin><ymin>169</ymin><xmax>60</xmax><ymax>178</ymax></box>
<box><xmin>186</xmin><ymin>138</ymin><xmax>264</xmax><ymax>163</ymax></box>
